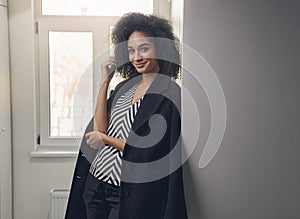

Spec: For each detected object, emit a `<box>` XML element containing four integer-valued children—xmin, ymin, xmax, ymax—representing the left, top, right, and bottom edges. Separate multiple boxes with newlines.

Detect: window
<box><xmin>48</xmin><ymin>31</ymin><xmax>93</xmax><ymax>138</ymax></box>
<box><xmin>42</xmin><ymin>0</ymin><xmax>153</xmax><ymax>16</ymax></box>
<box><xmin>35</xmin><ymin>0</ymin><xmax>170</xmax><ymax>149</ymax></box>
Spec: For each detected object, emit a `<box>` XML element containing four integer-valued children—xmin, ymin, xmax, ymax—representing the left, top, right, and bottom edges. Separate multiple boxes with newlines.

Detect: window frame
<box><xmin>37</xmin><ymin>16</ymin><xmax>121</xmax><ymax>148</ymax></box>
<box><xmin>34</xmin><ymin>0</ymin><xmax>170</xmax><ymax>151</ymax></box>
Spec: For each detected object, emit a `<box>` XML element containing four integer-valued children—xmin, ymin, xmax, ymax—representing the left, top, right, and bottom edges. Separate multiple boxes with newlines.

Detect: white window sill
<box><xmin>30</xmin><ymin>150</ymin><xmax>78</xmax><ymax>158</ymax></box>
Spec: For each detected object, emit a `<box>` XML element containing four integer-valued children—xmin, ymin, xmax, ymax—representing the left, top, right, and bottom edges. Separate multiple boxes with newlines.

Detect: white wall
<box><xmin>8</xmin><ymin>0</ymin><xmax>76</xmax><ymax>218</ymax></box>
<box><xmin>0</xmin><ymin>3</ymin><xmax>12</xmax><ymax>219</ymax></box>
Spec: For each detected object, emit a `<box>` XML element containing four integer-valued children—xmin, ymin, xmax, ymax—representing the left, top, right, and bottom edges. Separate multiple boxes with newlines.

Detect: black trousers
<box><xmin>83</xmin><ymin>173</ymin><xmax>120</xmax><ymax>219</ymax></box>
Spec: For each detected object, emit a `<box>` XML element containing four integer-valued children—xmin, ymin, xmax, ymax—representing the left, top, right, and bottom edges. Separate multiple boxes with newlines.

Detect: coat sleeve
<box><xmin>64</xmin><ymin>118</ymin><xmax>96</xmax><ymax>219</ymax></box>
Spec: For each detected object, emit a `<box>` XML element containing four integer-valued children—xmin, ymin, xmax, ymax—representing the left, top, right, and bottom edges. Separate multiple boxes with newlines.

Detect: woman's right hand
<box><xmin>101</xmin><ymin>56</ymin><xmax>117</xmax><ymax>84</ymax></box>
<box><xmin>85</xmin><ymin>131</ymin><xmax>105</xmax><ymax>150</ymax></box>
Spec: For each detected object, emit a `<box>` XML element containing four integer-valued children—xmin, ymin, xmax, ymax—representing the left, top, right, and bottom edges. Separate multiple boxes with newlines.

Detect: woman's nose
<box><xmin>134</xmin><ymin>51</ymin><xmax>143</xmax><ymax>61</ymax></box>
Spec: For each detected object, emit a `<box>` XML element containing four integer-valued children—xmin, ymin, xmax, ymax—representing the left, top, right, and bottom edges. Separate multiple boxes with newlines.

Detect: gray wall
<box><xmin>182</xmin><ymin>0</ymin><xmax>300</xmax><ymax>218</ymax></box>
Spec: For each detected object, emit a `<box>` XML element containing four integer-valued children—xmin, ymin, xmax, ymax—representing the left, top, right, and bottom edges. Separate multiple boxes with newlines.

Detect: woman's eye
<box><xmin>140</xmin><ymin>47</ymin><xmax>149</xmax><ymax>53</ymax></box>
<box><xmin>128</xmin><ymin>49</ymin><xmax>134</xmax><ymax>54</ymax></box>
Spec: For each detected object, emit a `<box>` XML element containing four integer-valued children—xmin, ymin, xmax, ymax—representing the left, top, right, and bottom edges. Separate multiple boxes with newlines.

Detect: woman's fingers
<box><xmin>105</xmin><ymin>59</ymin><xmax>116</xmax><ymax>70</ymax></box>
<box><xmin>101</xmin><ymin>57</ymin><xmax>116</xmax><ymax>81</ymax></box>
<box><xmin>85</xmin><ymin>131</ymin><xmax>104</xmax><ymax>149</ymax></box>
<box><xmin>85</xmin><ymin>132</ymin><xmax>91</xmax><ymax>139</ymax></box>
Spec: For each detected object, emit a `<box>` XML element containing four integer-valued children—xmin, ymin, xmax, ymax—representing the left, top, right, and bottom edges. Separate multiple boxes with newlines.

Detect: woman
<box><xmin>65</xmin><ymin>12</ymin><xmax>187</xmax><ymax>219</ymax></box>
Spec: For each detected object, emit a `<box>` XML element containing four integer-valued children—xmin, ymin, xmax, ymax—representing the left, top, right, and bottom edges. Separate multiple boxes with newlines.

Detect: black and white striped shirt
<box><xmin>89</xmin><ymin>83</ymin><xmax>143</xmax><ymax>186</ymax></box>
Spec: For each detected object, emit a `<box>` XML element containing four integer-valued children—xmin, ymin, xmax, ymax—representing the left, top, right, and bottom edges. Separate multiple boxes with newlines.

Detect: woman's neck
<box><xmin>140</xmin><ymin>73</ymin><xmax>157</xmax><ymax>87</ymax></box>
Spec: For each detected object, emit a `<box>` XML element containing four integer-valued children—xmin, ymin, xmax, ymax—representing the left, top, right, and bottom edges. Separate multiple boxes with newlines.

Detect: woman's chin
<box><xmin>136</xmin><ymin>70</ymin><xmax>145</xmax><ymax>74</ymax></box>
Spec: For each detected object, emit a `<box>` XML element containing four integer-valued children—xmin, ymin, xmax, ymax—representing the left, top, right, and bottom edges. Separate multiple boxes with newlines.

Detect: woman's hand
<box><xmin>101</xmin><ymin>56</ymin><xmax>117</xmax><ymax>84</ymax></box>
<box><xmin>85</xmin><ymin>131</ymin><xmax>126</xmax><ymax>151</ymax></box>
<box><xmin>85</xmin><ymin>131</ymin><xmax>107</xmax><ymax>150</ymax></box>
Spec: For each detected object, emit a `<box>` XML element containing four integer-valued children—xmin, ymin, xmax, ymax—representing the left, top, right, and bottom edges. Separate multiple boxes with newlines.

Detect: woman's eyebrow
<box><xmin>127</xmin><ymin>43</ymin><xmax>150</xmax><ymax>49</ymax></box>
<box><xmin>138</xmin><ymin>43</ymin><xmax>150</xmax><ymax>47</ymax></box>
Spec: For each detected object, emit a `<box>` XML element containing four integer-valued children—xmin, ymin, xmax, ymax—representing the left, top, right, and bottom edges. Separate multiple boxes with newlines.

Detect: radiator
<box><xmin>50</xmin><ymin>189</ymin><xmax>70</xmax><ymax>219</ymax></box>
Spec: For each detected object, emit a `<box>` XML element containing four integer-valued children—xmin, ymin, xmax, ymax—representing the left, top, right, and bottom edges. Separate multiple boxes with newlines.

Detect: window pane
<box><xmin>42</xmin><ymin>0</ymin><xmax>153</xmax><ymax>16</ymax></box>
<box><xmin>49</xmin><ymin>31</ymin><xmax>93</xmax><ymax>137</ymax></box>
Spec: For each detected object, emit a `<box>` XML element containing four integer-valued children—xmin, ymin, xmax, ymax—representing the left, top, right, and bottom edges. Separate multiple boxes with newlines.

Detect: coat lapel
<box><xmin>131</xmin><ymin>74</ymin><xmax>171</xmax><ymax>131</ymax></box>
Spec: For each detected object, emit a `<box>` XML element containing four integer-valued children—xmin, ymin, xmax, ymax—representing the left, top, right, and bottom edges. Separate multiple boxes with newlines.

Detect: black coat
<box><xmin>65</xmin><ymin>75</ymin><xmax>187</xmax><ymax>219</ymax></box>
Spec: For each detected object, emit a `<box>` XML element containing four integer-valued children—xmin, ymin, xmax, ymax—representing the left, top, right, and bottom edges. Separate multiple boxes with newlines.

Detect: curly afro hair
<box><xmin>111</xmin><ymin>12</ymin><xmax>181</xmax><ymax>79</ymax></box>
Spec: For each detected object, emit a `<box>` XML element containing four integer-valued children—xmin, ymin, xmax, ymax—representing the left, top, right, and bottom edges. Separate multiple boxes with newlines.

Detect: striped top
<box><xmin>89</xmin><ymin>83</ymin><xmax>143</xmax><ymax>186</ymax></box>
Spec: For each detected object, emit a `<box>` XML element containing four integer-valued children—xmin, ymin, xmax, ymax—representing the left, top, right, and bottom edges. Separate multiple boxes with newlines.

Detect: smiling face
<box><xmin>127</xmin><ymin>31</ymin><xmax>160</xmax><ymax>74</ymax></box>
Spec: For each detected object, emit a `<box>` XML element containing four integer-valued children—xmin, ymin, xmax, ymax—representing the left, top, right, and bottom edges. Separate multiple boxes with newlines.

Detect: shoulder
<box><xmin>167</xmin><ymin>79</ymin><xmax>181</xmax><ymax>96</ymax></box>
<box><xmin>148</xmin><ymin>74</ymin><xmax>181</xmax><ymax>100</ymax></box>
<box><xmin>163</xmin><ymin>79</ymin><xmax>181</xmax><ymax>111</ymax></box>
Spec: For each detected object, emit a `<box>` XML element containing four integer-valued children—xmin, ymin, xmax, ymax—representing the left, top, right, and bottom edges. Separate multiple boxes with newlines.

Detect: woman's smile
<box><xmin>134</xmin><ymin>62</ymin><xmax>146</xmax><ymax>68</ymax></box>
